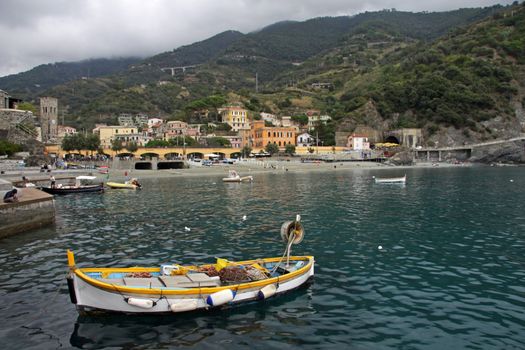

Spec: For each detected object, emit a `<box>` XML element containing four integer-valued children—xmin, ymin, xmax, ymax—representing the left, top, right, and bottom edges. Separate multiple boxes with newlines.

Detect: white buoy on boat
<box><xmin>257</xmin><ymin>284</ymin><xmax>277</xmax><ymax>300</ymax></box>
<box><xmin>126</xmin><ymin>297</ymin><xmax>156</xmax><ymax>309</ymax></box>
<box><xmin>206</xmin><ymin>289</ymin><xmax>235</xmax><ymax>307</ymax></box>
<box><xmin>170</xmin><ymin>299</ymin><xmax>199</xmax><ymax>313</ymax></box>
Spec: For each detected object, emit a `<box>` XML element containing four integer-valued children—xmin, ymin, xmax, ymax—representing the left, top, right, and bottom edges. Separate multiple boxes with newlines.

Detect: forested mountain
<box><xmin>0</xmin><ymin>57</ymin><xmax>140</xmax><ymax>100</ymax></box>
<box><xmin>1</xmin><ymin>3</ymin><xmax>523</xmax><ymax>147</ymax></box>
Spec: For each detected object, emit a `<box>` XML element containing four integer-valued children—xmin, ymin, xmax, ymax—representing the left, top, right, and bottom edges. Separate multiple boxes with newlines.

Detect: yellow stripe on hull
<box><xmin>74</xmin><ymin>256</ymin><xmax>314</xmax><ymax>296</ymax></box>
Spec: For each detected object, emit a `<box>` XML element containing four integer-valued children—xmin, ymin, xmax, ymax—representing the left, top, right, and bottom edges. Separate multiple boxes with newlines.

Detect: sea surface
<box><xmin>0</xmin><ymin>166</ymin><xmax>524</xmax><ymax>349</ymax></box>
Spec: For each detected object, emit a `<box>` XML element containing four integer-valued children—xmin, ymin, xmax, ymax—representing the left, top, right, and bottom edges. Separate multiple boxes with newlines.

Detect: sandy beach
<box><xmin>0</xmin><ymin>159</ymin><xmax>472</xmax><ymax>184</ymax></box>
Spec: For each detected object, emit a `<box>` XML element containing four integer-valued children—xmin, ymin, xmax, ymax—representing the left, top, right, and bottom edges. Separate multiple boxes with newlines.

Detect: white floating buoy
<box><xmin>184</xmin><ymin>226</ymin><xmax>191</xmax><ymax>232</ymax></box>
<box><xmin>206</xmin><ymin>289</ymin><xmax>235</xmax><ymax>306</ymax></box>
<box><xmin>170</xmin><ymin>299</ymin><xmax>199</xmax><ymax>313</ymax></box>
<box><xmin>242</xmin><ymin>215</ymin><xmax>247</xmax><ymax>221</ymax></box>
<box><xmin>257</xmin><ymin>284</ymin><xmax>277</xmax><ymax>300</ymax></box>
<box><xmin>510</xmin><ymin>179</ymin><xmax>514</xmax><ymax>182</ymax></box>
<box><xmin>126</xmin><ymin>297</ymin><xmax>156</xmax><ymax>309</ymax></box>
<box><xmin>378</xmin><ymin>245</ymin><xmax>383</xmax><ymax>250</ymax></box>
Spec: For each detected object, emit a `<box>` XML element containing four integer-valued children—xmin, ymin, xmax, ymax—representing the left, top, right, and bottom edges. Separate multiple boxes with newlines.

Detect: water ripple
<box><xmin>0</xmin><ymin>167</ymin><xmax>524</xmax><ymax>349</ymax></box>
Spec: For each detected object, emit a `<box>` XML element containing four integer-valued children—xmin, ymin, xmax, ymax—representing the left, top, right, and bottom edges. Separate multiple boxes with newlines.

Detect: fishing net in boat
<box><xmin>197</xmin><ymin>265</ymin><xmax>219</xmax><ymax>277</ymax></box>
<box><xmin>127</xmin><ymin>272</ymin><xmax>152</xmax><ymax>278</ymax></box>
<box><xmin>219</xmin><ymin>266</ymin><xmax>251</xmax><ymax>283</ymax></box>
<box><xmin>245</xmin><ymin>266</ymin><xmax>268</xmax><ymax>281</ymax></box>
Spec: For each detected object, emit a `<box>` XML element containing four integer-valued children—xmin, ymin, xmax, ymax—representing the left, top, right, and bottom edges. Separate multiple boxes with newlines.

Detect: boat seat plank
<box><xmin>98</xmin><ymin>278</ymin><xmax>125</xmax><ymax>285</ymax></box>
<box><xmin>123</xmin><ymin>277</ymin><xmax>164</xmax><ymax>288</ymax></box>
<box><xmin>160</xmin><ymin>275</ymin><xmax>221</xmax><ymax>288</ymax></box>
<box><xmin>159</xmin><ymin>276</ymin><xmax>192</xmax><ymax>287</ymax></box>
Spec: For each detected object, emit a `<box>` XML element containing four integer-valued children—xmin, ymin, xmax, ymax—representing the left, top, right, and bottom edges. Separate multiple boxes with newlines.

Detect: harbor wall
<box><xmin>0</xmin><ymin>188</ymin><xmax>55</xmax><ymax>238</ymax></box>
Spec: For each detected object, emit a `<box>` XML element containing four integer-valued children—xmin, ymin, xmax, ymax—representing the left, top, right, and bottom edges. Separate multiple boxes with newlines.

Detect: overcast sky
<box><xmin>0</xmin><ymin>0</ymin><xmax>514</xmax><ymax>77</ymax></box>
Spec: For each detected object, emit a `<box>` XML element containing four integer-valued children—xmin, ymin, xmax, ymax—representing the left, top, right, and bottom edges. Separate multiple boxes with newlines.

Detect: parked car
<box><xmin>202</xmin><ymin>160</ymin><xmax>212</xmax><ymax>166</ymax></box>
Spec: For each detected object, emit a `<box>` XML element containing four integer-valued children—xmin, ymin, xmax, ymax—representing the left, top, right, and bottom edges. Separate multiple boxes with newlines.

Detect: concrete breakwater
<box><xmin>0</xmin><ymin>184</ymin><xmax>55</xmax><ymax>238</ymax></box>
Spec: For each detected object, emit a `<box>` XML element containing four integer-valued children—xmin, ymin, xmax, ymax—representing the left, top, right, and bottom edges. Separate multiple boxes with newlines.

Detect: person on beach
<box><xmin>50</xmin><ymin>175</ymin><xmax>56</xmax><ymax>188</ymax></box>
<box><xmin>3</xmin><ymin>188</ymin><xmax>18</xmax><ymax>203</ymax></box>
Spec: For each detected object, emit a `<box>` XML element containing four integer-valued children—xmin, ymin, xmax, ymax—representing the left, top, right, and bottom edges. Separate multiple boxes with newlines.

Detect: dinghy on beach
<box><xmin>66</xmin><ymin>216</ymin><xmax>314</xmax><ymax>314</ymax></box>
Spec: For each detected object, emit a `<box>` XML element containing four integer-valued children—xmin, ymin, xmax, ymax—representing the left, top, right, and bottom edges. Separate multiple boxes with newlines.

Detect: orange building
<box><xmin>251</xmin><ymin>120</ymin><xmax>296</xmax><ymax>150</ymax></box>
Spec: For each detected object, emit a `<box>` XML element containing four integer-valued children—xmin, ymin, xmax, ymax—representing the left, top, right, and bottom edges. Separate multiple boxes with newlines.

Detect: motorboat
<box><xmin>66</xmin><ymin>217</ymin><xmax>313</xmax><ymax>314</ymax></box>
<box><xmin>106</xmin><ymin>178</ymin><xmax>142</xmax><ymax>190</ymax></box>
<box><xmin>98</xmin><ymin>166</ymin><xmax>109</xmax><ymax>174</ymax></box>
<box><xmin>222</xmin><ymin>170</ymin><xmax>253</xmax><ymax>183</ymax></box>
<box><xmin>40</xmin><ymin>176</ymin><xmax>104</xmax><ymax>195</ymax></box>
<box><xmin>373</xmin><ymin>174</ymin><xmax>406</xmax><ymax>184</ymax></box>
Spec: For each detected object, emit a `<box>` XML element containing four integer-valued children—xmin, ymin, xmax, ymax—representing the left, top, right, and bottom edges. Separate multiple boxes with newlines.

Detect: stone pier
<box><xmin>0</xmin><ymin>184</ymin><xmax>55</xmax><ymax>238</ymax></box>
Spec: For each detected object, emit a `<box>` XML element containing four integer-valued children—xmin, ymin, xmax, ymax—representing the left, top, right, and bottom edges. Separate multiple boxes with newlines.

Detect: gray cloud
<box><xmin>0</xmin><ymin>0</ymin><xmax>514</xmax><ymax>77</ymax></box>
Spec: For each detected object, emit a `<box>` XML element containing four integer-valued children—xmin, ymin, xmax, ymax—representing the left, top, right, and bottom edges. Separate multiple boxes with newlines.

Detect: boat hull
<box><xmin>374</xmin><ymin>175</ymin><xmax>406</xmax><ymax>184</ymax></box>
<box><xmin>40</xmin><ymin>185</ymin><xmax>104</xmax><ymax>194</ymax></box>
<box><xmin>222</xmin><ymin>176</ymin><xmax>253</xmax><ymax>183</ymax></box>
<box><xmin>68</xmin><ymin>256</ymin><xmax>314</xmax><ymax>314</ymax></box>
<box><xmin>106</xmin><ymin>182</ymin><xmax>139</xmax><ymax>190</ymax></box>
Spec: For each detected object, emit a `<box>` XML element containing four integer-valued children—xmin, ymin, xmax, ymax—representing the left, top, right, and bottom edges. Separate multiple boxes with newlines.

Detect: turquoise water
<box><xmin>1</xmin><ymin>167</ymin><xmax>524</xmax><ymax>349</ymax></box>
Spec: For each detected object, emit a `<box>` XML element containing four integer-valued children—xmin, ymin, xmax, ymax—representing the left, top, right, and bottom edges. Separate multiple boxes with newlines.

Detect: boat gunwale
<box><xmin>73</xmin><ymin>256</ymin><xmax>314</xmax><ymax>295</ymax></box>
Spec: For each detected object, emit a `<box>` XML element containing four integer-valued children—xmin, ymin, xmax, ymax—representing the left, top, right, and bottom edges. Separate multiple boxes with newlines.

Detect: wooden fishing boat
<box><xmin>374</xmin><ymin>174</ymin><xmax>406</xmax><ymax>184</ymax></box>
<box><xmin>40</xmin><ymin>176</ymin><xmax>104</xmax><ymax>195</ymax></box>
<box><xmin>222</xmin><ymin>170</ymin><xmax>253</xmax><ymax>183</ymax></box>
<box><xmin>66</xmin><ymin>217</ymin><xmax>313</xmax><ymax>314</ymax></box>
<box><xmin>106</xmin><ymin>178</ymin><xmax>142</xmax><ymax>190</ymax></box>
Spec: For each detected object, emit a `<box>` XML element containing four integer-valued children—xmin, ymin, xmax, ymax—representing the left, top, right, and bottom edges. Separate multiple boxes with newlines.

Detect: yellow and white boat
<box><xmin>106</xmin><ymin>178</ymin><xmax>142</xmax><ymax>190</ymax></box>
<box><xmin>66</xmin><ymin>218</ymin><xmax>314</xmax><ymax>314</ymax></box>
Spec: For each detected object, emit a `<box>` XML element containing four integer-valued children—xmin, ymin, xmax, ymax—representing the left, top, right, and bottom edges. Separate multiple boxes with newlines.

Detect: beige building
<box><xmin>219</xmin><ymin>106</ymin><xmax>250</xmax><ymax>132</ymax></box>
<box><xmin>94</xmin><ymin>126</ymin><xmax>138</xmax><ymax>148</ymax></box>
<box><xmin>40</xmin><ymin>97</ymin><xmax>58</xmax><ymax>143</ymax></box>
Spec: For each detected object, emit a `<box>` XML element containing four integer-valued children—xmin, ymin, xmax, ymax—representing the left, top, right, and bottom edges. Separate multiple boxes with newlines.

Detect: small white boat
<box><xmin>222</xmin><ymin>170</ymin><xmax>253</xmax><ymax>183</ymax></box>
<box><xmin>66</xmin><ymin>217</ymin><xmax>313</xmax><ymax>314</ymax></box>
<box><xmin>374</xmin><ymin>174</ymin><xmax>406</xmax><ymax>184</ymax></box>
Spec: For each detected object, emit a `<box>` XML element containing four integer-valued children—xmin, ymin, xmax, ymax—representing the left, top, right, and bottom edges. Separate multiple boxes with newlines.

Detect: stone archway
<box><xmin>384</xmin><ymin>136</ymin><xmax>400</xmax><ymax>144</ymax></box>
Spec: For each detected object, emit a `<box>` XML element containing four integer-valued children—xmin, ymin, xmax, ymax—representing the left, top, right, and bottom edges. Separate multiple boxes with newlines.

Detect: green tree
<box><xmin>126</xmin><ymin>141</ymin><xmax>138</xmax><ymax>153</ymax></box>
<box><xmin>291</xmin><ymin>115</ymin><xmax>308</xmax><ymax>126</ymax></box>
<box><xmin>111</xmin><ymin>138</ymin><xmax>123</xmax><ymax>152</ymax></box>
<box><xmin>145</xmin><ymin>139</ymin><xmax>169</xmax><ymax>147</ymax></box>
<box><xmin>70</xmin><ymin>133</ymin><xmax>87</xmax><ymax>153</ymax></box>
<box><xmin>265</xmin><ymin>143</ymin><xmax>279</xmax><ymax>155</ymax></box>
<box><xmin>0</xmin><ymin>140</ymin><xmax>22</xmax><ymax>156</ymax></box>
<box><xmin>85</xmin><ymin>134</ymin><xmax>101</xmax><ymax>154</ymax></box>
<box><xmin>285</xmin><ymin>144</ymin><xmax>296</xmax><ymax>155</ymax></box>
<box><xmin>215</xmin><ymin>123</ymin><xmax>232</xmax><ymax>131</ymax></box>
<box><xmin>16</xmin><ymin>102</ymin><xmax>37</xmax><ymax>114</ymax></box>
<box><xmin>61</xmin><ymin>135</ymin><xmax>75</xmax><ymax>152</ymax></box>
<box><xmin>241</xmin><ymin>145</ymin><xmax>252</xmax><ymax>158</ymax></box>
<box><xmin>207</xmin><ymin>137</ymin><xmax>231</xmax><ymax>147</ymax></box>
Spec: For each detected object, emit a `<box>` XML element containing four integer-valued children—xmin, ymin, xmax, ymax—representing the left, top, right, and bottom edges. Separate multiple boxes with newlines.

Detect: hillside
<box><xmin>0</xmin><ymin>57</ymin><xmax>140</xmax><ymax>101</ymax></box>
<box><xmin>1</xmin><ymin>3</ymin><xmax>522</xmax><ymax>147</ymax></box>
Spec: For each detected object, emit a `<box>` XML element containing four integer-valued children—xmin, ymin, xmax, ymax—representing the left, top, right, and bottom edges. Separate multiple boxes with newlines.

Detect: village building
<box><xmin>307</xmin><ymin>114</ymin><xmax>332</xmax><ymax>131</ymax></box>
<box><xmin>57</xmin><ymin>125</ymin><xmax>77</xmax><ymax>142</ymax></box>
<box><xmin>94</xmin><ymin>125</ymin><xmax>139</xmax><ymax>148</ymax></box>
<box><xmin>250</xmin><ymin>120</ymin><xmax>296</xmax><ymax>150</ymax></box>
<box><xmin>297</xmin><ymin>132</ymin><xmax>315</xmax><ymax>147</ymax></box>
<box><xmin>346</xmin><ymin>134</ymin><xmax>370</xmax><ymax>150</ymax></box>
<box><xmin>260</xmin><ymin>112</ymin><xmax>280</xmax><ymax>126</ymax></box>
<box><xmin>219</xmin><ymin>106</ymin><xmax>250</xmax><ymax>132</ymax></box>
<box><xmin>40</xmin><ymin>97</ymin><xmax>58</xmax><ymax>143</ymax></box>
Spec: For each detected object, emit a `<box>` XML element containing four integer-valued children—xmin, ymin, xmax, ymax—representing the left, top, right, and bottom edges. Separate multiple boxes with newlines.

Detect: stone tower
<box><xmin>40</xmin><ymin>97</ymin><xmax>58</xmax><ymax>143</ymax></box>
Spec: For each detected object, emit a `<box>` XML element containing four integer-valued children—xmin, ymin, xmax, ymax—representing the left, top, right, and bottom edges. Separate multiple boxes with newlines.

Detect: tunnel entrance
<box><xmin>158</xmin><ymin>161</ymin><xmax>185</xmax><ymax>170</ymax></box>
<box><xmin>135</xmin><ymin>162</ymin><xmax>152</xmax><ymax>170</ymax></box>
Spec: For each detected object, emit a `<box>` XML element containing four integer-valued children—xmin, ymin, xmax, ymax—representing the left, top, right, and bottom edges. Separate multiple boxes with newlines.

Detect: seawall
<box><xmin>0</xmin><ymin>187</ymin><xmax>55</xmax><ymax>238</ymax></box>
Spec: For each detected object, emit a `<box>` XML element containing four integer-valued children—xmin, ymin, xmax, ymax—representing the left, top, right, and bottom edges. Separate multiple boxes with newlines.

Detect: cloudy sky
<box><xmin>0</xmin><ymin>0</ymin><xmax>514</xmax><ymax>77</ymax></box>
